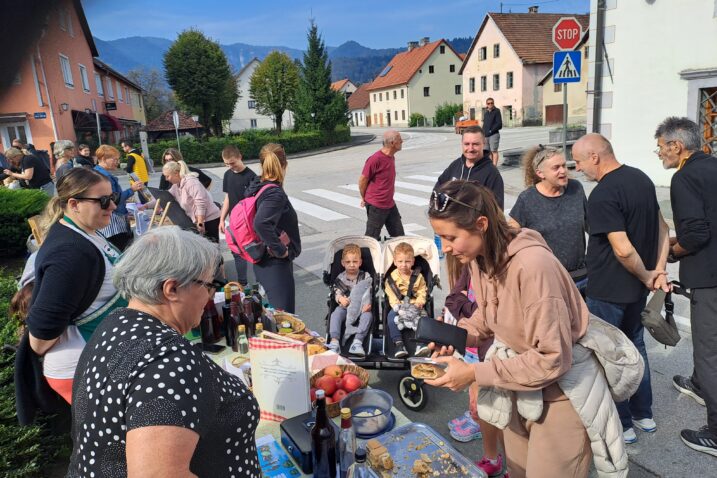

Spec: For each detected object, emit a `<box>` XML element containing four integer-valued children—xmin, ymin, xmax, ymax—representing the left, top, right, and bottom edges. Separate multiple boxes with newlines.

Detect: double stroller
<box><xmin>322</xmin><ymin>235</ymin><xmax>441</xmax><ymax>410</ymax></box>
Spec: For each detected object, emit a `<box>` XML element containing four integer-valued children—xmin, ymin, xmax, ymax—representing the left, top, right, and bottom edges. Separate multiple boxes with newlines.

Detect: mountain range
<box><xmin>93</xmin><ymin>36</ymin><xmax>473</xmax><ymax>85</ymax></box>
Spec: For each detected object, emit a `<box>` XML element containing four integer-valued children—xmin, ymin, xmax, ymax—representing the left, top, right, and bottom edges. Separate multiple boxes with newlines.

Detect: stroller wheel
<box><xmin>398</xmin><ymin>374</ymin><xmax>428</xmax><ymax>411</ymax></box>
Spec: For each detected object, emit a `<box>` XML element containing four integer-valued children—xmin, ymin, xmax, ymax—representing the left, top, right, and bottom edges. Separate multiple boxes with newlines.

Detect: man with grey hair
<box><xmin>358</xmin><ymin>129</ymin><xmax>405</xmax><ymax>240</ymax></box>
<box><xmin>655</xmin><ymin>116</ymin><xmax>717</xmax><ymax>457</ymax></box>
<box><xmin>3</xmin><ymin>147</ymin><xmax>54</xmax><ymax>195</ymax></box>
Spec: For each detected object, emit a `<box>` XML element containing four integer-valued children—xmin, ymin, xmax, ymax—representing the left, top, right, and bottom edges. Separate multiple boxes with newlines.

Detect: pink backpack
<box><xmin>225</xmin><ymin>183</ymin><xmax>278</xmax><ymax>263</ymax></box>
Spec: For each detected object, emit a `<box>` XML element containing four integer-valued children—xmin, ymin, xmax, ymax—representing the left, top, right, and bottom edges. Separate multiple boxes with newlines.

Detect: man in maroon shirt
<box><xmin>358</xmin><ymin>130</ymin><xmax>405</xmax><ymax>240</ymax></box>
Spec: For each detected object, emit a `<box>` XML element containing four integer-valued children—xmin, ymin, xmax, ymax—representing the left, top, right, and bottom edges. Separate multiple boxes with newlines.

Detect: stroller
<box><xmin>322</xmin><ymin>235</ymin><xmax>441</xmax><ymax>410</ymax></box>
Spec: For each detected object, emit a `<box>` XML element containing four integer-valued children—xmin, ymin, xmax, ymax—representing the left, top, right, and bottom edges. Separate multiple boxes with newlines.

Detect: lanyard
<box><xmin>62</xmin><ymin>215</ymin><xmax>122</xmax><ymax>264</ymax></box>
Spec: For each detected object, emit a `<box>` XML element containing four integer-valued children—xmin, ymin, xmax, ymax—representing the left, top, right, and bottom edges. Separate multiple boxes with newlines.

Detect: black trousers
<box><xmin>690</xmin><ymin>286</ymin><xmax>717</xmax><ymax>434</ymax></box>
<box><xmin>254</xmin><ymin>256</ymin><xmax>295</xmax><ymax>313</ymax></box>
<box><xmin>203</xmin><ymin>217</ymin><xmax>220</xmax><ymax>243</ymax></box>
<box><xmin>365</xmin><ymin>203</ymin><xmax>404</xmax><ymax>240</ymax></box>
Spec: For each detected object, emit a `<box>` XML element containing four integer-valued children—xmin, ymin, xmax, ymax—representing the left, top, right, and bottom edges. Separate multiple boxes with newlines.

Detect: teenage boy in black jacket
<box><xmin>434</xmin><ymin>125</ymin><xmax>504</xmax><ymax>209</ymax></box>
<box><xmin>655</xmin><ymin>117</ymin><xmax>717</xmax><ymax>457</ymax></box>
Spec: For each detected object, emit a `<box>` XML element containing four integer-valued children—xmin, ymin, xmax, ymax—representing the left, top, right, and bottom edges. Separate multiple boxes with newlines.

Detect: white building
<box><xmin>348</xmin><ymin>83</ymin><xmax>371</xmax><ymax>126</ymax></box>
<box><xmin>228</xmin><ymin>58</ymin><xmax>293</xmax><ymax>132</ymax></box>
<box><xmin>587</xmin><ymin>0</ymin><xmax>717</xmax><ymax>186</ymax></box>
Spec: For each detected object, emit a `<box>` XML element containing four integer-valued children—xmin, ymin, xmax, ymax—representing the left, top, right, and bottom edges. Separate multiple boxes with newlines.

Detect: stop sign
<box><xmin>552</xmin><ymin>17</ymin><xmax>582</xmax><ymax>50</ymax></box>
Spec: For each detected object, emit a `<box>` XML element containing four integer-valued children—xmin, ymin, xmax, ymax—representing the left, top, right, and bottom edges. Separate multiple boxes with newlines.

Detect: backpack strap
<box><xmin>385</xmin><ymin>273</ymin><xmax>404</xmax><ymax>301</ymax></box>
<box><xmin>333</xmin><ymin>278</ymin><xmax>351</xmax><ymax>297</ymax></box>
<box><xmin>254</xmin><ymin>183</ymin><xmax>279</xmax><ymax>198</ymax></box>
<box><xmin>407</xmin><ymin>268</ymin><xmax>420</xmax><ymax>299</ymax></box>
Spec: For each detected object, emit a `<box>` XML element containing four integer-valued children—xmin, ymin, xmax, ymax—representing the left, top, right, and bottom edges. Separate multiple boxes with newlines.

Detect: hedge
<box><xmin>146</xmin><ymin>126</ymin><xmax>351</xmax><ymax>164</ymax></box>
<box><xmin>0</xmin><ymin>269</ymin><xmax>71</xmax><ymax>477</ymax></box>
<box><xmin>0</xmin><ymin>189</ymin><xmax>50</xmax><ymax>258</ymax></box>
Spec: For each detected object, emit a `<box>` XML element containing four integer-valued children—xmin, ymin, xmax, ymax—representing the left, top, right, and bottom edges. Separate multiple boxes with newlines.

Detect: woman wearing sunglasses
<box><xmin>23</xmin><ymin>168</ymin><xmax>128</xmax><ymax>404</ymax></box>
<box><xmin>94</xmin><ymin>144</ymin><xmax>144</xmax><ymax>251</ymax></box>
<box><xmin>158</xmin><ymin>148</ymin><xmax>212</xmax><ymax>190</ymax></box>
<box><xmin>426</xmin><ymin>181</ymin><xmax>626</xmax><ymax>478</ymax></box>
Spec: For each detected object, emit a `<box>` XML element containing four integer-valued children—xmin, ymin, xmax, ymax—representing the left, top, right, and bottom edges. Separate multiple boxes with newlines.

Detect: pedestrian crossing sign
<box><xmin>553</xmin><ymin>51</ymin><xmax>581</xmax><ymax>84</ymax></box>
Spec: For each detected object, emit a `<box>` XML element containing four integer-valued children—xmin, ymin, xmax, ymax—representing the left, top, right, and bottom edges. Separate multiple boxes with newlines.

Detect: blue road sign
<box><xmin>33</xmin><ymin>112</ymin><xmax>47</xmax><ymax>119</ymax></box>
<box><xmin>553</xmin><ymin>51</ymin><xmax>581</xmax><ymax>84</ymax></box>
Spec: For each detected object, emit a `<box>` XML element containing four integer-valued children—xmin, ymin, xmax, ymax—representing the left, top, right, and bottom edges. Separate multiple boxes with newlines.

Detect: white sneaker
<box><xmin>623</xmin><ymin>428</ymin><xmax>637</xmax><ymax>444</ymax></box>
<box><xmin>327</xmin><ymin>340</ymin><xmax>340</xmax><ymax>353</ymax></box>
<box><xmin>633</xmin><ymin>418</ymin><xmax>657</xmax><ymax>433</ymax></box>
<box><xmin>348</xmin><ymin>341</ymin><xmax>366</xmax><ymax>358</ymax></box>
<box><xmin>414</xmin><ymin>345</ymin><xmax>430</xmax><ymax>357</ymax></box>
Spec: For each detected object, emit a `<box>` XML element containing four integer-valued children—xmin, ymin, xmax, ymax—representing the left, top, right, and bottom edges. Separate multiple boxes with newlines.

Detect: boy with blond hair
<box><xmin>328</xmin><ymin>244</ymin><xmax>373</xmax><ymax>358</ymax></box>
<box><xmin>385</xmin><ymin>242</ymin><xmax>429</xmax><ymax>358</ymax></box>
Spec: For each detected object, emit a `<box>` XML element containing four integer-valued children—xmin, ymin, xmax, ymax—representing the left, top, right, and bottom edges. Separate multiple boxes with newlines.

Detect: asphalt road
<box><xmin>126</xmin><ymin>126</ymin><xmax>710</xmax><ymax>477</ymax></box>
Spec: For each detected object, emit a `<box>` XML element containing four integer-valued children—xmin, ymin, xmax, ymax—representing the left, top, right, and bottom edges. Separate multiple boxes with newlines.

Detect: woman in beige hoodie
<box><xmin>428</xmin><ymin>180</ymin><xmax>591</xmax><ymax>478</ymax></box>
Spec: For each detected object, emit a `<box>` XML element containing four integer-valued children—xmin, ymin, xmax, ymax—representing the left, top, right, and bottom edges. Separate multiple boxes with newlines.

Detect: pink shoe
<box><xmin>476</xmin><ymin>454</ymin><xmax>504</xmax><ymax>477</ymax></box>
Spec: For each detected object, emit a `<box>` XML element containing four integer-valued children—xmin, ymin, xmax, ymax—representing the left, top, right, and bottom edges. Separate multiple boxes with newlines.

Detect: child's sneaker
<box><xmin>476</xmin><ymin>454</ymin><xmax>504</xmax><ymax>477</ymax></box>
<box><xmin>447</xmin><ymin>411</ymin><xmax>473</xmax><ymax>430</ymax></box>
<box><xmin>327</xmin><ymin>339</ymin><xmax>340</xmax><ymax>353</ymax></box>
<box><xmin>393</xmin><ymin>341</ymin><xmax>408</xmax><ymax>359</ymax></box>
<box><xmin>414</xmin><ymin>345</ymin><xmax>430</xmax><ymax>357</ymax></box>
<box><xmin>348</xmin><ymin>340</ymin><xmax>366</xmax><ymax>358</ymax></box>
<box><xmin>449</xmin><ymin>420</ymin><xmax>482</xmax><ymax>442</ymax></box>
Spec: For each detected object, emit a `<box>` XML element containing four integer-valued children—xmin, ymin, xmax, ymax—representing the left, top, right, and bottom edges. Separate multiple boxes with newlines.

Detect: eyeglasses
<box><xmin>191</xmin><ymin>277</ymin><xmax>228</xmax><ymax>293</ymax></box>
<box><xmin>431</xmin><ymin>190</ymin><xmax>479</xmax><ymax>212</ymax></box>
<box><xmin>653</xmin><ymin>140</ymin><xmax>676</xmax><ymax>155</ymax></box>
<box><xmin>73</xmin><ymin>192</ymin><xmax>121</xmax><ymax>209</ymax></box>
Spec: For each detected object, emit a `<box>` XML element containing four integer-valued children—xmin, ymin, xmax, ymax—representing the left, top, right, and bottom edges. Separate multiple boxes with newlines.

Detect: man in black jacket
<box><xmin>434</xmin><ymin>126</ymin><xmax>504</xmax><ymax>209</ymax></box>
<box><xmin>482</xmin><ymin>98</ymin><xmax>502</xmax><ymax>166</ymax></box>
<box><xmin>655</xmin><ymin>117</ymin><xmax>717</xmax><ymax>457</ymax></box>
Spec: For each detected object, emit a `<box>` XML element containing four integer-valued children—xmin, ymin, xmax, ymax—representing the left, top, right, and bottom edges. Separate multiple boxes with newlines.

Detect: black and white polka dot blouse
<box><xmin>67</xmin><ymin>308</ymin><xmax>260</xmax><ymax>477</ymax></box>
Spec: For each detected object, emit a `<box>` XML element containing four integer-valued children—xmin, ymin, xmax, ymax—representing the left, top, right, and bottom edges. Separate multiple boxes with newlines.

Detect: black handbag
<box><xmin>415</xmin><ymin>317</ymin><xmax>468</xmax><ymax>355</ymax></box>
<box><xmin>641</xmin><ymin>286</ymin><xmax>682</xmax><ymax>347</ymax></box>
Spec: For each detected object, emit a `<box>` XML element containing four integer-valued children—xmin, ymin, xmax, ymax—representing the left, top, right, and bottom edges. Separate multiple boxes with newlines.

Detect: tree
<box><xmin>125</xmin><ymin>67</ymin><xmax>176</xmax><ymax>122</ymax></box>
<box><xmin>249</xmin><ymin>51</ymin><xmax>300</xmax><ymax>134</ymax></box>
<box><xmin>163</xmin><ymin>29</ymin><xmax>238</xmax><ymax>136</ymax></box>
<box><xmin>294</xmin><ymin>21</ymin><xmax>348</xmax><ymax>132</ymax></box>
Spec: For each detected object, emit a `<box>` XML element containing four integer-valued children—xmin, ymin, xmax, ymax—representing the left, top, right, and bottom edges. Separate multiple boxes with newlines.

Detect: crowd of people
<box><xmin>5</xmin><ymin>115</ymin><xmax>716</xmax><ymax>477</ymax></box>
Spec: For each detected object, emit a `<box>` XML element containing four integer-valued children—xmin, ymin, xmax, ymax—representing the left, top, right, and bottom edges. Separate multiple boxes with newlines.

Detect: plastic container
<box><xmin>408</xmin><ymin>357</ymin><xmax>448</xmax><ymax>380</ymax></box>
<box><xmin>339</xmin><ymin>389</ymin><xmax>393</xmax><ymax>436</ymax></box>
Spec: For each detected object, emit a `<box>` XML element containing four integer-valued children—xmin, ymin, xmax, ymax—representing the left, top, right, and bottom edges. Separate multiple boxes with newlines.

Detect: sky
<box><xmin>82</xmin><ymin>0</ymin><xmax>589</xmax><ymax>49</ymax></box>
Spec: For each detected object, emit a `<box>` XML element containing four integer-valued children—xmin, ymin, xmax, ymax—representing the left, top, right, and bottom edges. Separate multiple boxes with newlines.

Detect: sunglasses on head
<box><xmin>431</xmin><ymin>190</ymin><xmax>479</xmax><ymax>213</ymax></box>
<box><xmin>73</xmin><ymin>192</ymin><xmax>121</xmax><ymax>209</ymax></box>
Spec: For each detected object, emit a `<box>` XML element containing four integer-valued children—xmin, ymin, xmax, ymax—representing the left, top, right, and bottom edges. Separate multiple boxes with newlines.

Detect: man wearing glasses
<box><xmin>482</xmin><ymin>98</ymin><xmax>502</xmax><ymax>167</ymax></box>
<box><xmin>655</xmin><ymin>117</ymin><xmax>717</xmax><ymax>457</ymax></box>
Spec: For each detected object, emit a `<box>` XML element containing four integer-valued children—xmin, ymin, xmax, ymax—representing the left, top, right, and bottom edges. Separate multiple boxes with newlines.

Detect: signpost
<box><xmin>552</xmin><ymin>17</ymin><xmax>583</xmax><ymax>159</ymax></box>
<box><xmin>172</xmin><ymin>110</ymin><xmax>181</xmax><ymax>153</ymax></box>
<box><xmin>33</xmin><ymin>112</ymin><xmax>47</xmax><ymax>119</ymax></box>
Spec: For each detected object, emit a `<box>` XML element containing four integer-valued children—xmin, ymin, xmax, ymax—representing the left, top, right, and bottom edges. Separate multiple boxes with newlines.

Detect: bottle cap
<box><xmin>224</xmin><ymin>288</ymin><xmax>232</xmax><ymax>300</ymax></box>
<box><xmin>315</xmin><ymin>389</ymin><xmax>325</xmax><ymax>399</ymax></box>
<box><xmin>340</xmin><ymin>407</ymin><xmax>351</xmax><ymax>419</ymax></box>
<box><xmin>355</xmin><ymin>447</ymin><xmax>367</xmax><ymax>462</ymax></box>
<box><xmin>238</xmin><ymin>324</ymin><xmax>246</xmax><ymax>332</ymax></box>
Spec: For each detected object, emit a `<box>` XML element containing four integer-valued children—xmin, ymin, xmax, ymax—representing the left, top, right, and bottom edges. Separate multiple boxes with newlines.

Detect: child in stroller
<box><xmin>385</xmin><ymin>242</ymin><xmax>432</xmax><ymax>359</ymax></box>
<box><xmin>327</xmin><ymin>244</ymin><xmax>373</xmax><ymax>358</ymax></box>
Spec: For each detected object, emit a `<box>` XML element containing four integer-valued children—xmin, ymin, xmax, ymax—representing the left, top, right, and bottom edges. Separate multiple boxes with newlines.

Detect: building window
<box><xmin>450</xmin><ymin>64</ymin><xmax>455</xmax><ymax>73</ymax></box>
<box><xmin>250</xmin><ymin>119</ymin><xmax>258</xmax><ymax>128</ymax></box>
<box><xmin>59</xmin><ymin>8</ymin><xmax>67</xmax><ymax>31</ymax></box>
<box><xmin>248</xmin><ymin>100</ymin><xmax>256</xmax><ymax>109</ymax></box>
<box><xmin>423</xmin><ymin>87</ymin><xmax>430</xmax><ymax>97</ymax></box>
<box><xmin>373</xmin><ymin>93</ymin><xmax>376</xmax><ymax>102</ymax></box>
<box><xmin>698</xmin><ymin>87</ymin><xmax>717</xmax><ymax>155</ymax></box>
<box><xmin>479</xmin><ymin>46</ymin><xmax>487</xmax><ymax>61</ymax></box>
<box><xmin>59</xmin><ymin>54</ymin><xmax>73</xmax><ymax>87</ymax></box>
<box><xmin>401</xmin><ymin>89</ymin><xmax>404</xmax><ymax>98</ymax></box>
<box><xmin>95</xmin><ymin>73</ymin><xmax>104</xmax><ymax>96</ymax></box>
<box><xmin>117</xmin><ymin>81</ymin><xmax>123</xmax><ymax>102</ymax></box>
<box><xmin>106</xmin><ymin>77</ymin><xmax>114</xmax><ymax>99</ymax></box>
<box><xmin>78</xmin><ymin>64</ymin><xmax>90</xmax><ymax>92</ymax></box>
<box><xmin>455</xmin><ymin>85</ymin><xmax>462</xmax><ymax>95</ymax></box>
<box><xmin>506</xmin><ymin>71</ymin><xmax>514</xmax><ymax>89</ymax></box>
<box><xmin>402</xmin><ymin>110</ymin><xmax>406</xmax><ymax>120</ymax></box>
<box><xmin>379</xmin><ymin>92</ymin><xmax>383</xmax><ymax>101</ymax></box>
<box><xmin>469</xmin><ymin>77</ymin><xmax>476</xmax><ymax>93</ymax></box>
<box><xmin>125</xmin><ymin>87</ymin><xmax>129</xmax><ymax>103</ymax></box>
<box><xmin>429</xmin><ymin>65</ymin><xmax>434</xmax><ymax>74</ymax></box>
<box><xmin>493</xmin><ymin>43</ymin><xmax>500</xmax><ymax>58</ymax></box>
<box><xmin>393</xmin><ymin>90</ymin><xmax>397</xmax><ymax>100</ymax></box>
<box><xmin>480</xmin><ymin>76</ymin><xmax>487</xmax><ymax>92</ymax></box>
<box><xmin>585</xmin><ymin>46</ymin><xmax>589</xmax><ymax>59</ymax></box>
<box><xmin>91</xmin><ymin>98</ymin><xmax>97</xmax><ymax>111</ymax></box>
<box><xmin>493</xmin><ymin>74</ymin><xmax>500</xmax><ymax>91</ymax></box>
<box><xmin>554</xmin><ymin>83</ymin><xmax>562</xmax><ymax>93</ymax></box>
<box><xmin>440</xmin><ymin>45</ymin><xmax>445</xmax><ymax>54</ymax></box>
<box><xmin>394</xmin><ymin>110</ymin><xmax>398</xmax><ymax>120</ymax></box>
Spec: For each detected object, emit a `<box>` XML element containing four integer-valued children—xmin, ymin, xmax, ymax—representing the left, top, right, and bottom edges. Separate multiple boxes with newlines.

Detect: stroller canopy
<box><xmin>322</xmin><ymin>235</ymin><xmax>383</xmax><ymax>276</ymax></box>
<box><xmin>381</xmin><ymin>236</ymin><xmax>440</xmax><ymax>277</ymax></box>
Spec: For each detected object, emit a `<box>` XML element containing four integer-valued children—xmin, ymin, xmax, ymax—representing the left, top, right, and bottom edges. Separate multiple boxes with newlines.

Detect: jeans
<box><xmin>587</xmin><ymin>296</ymin><xmax>651</xmax><ymax>430</ymax></box>
<box><xmin>386</xmin><ymin>310</ymin><xmax>402</xmax><ymax>342</ymax></box>
<box><xmin>232</xmin><ymin>251</ymin><xmax>251</xmax><ymax>286</ymax></box>
<box><xmin>365</xmin><ymin>203</ymin><xmax>404</xmax><ymax>240</ymax></box>
<box><xmin>40</xmin><ymin>181</ymin><xmax>55</xmax><ymax>196</ymax></box>
<box><xmin>329</xmin><ymin>307</ymin><xmax>372</xmax><ymax>343</ymax></box>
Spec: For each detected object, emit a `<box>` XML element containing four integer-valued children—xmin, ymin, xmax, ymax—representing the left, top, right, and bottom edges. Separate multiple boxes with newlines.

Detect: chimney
<box><xmin>419</xmin><ymin>37</ymin><xmax>430</xmax><ymax>46</ymax></box>
<box><xmin>407</xmin><ymin>41</ymin><xmax>419</xmax><ymax>51</ymax></box>
<box><xmin>528</xmin><ymin>5</ymin><xmax>539</xmax><ymax>13</ymax></box>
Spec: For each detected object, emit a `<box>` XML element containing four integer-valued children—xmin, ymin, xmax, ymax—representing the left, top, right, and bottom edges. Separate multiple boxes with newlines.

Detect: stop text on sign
<box><xmin>552</xmin><ymin>17</ymin><xmax>583</xmax><ymax>51</ymax></box>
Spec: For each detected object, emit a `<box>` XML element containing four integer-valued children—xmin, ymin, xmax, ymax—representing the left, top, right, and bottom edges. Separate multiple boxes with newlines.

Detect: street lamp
<box><xmin>311</xmin><ymin>112</ymin><xmax>316</xmax><ymax>130</ymax></box>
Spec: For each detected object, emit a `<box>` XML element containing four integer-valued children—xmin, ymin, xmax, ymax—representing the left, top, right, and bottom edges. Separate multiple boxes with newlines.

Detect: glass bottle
<box><xmin>222</xmin><ymin>288</ymin><xmax>233</xmax><ymax>345</ymax></box>
<box><xmin>311</xmin><ymin>389</ymin><xmax>337</xmax><ymax>478</ymax></box>
<box><xmin>338</xmin><ymin>408</ymin><xmax>356</xmax><ymax>478</ymax></box>
<box><xmin>346</xmin><ymin>448</ymin><xmax>370</xmax><ymax>478</ymax></box>
<box><xmin>242</xmin><ymin>297</ymin><xmax>256</xmax><ymax>337</ymax></box>
<box><xmin>229</xmin><ymin>302</ymin><xmax>240</xmax><ymax>351</ymax></box>
<box><xmin>255</xmin><ymin>323</ymin><xmax>264</xmax><ymax>337</ymax></box>
<box><xmin>237</xmin><ymin>324</ymin><xmax>249</xmax><ymax>355</ymax></box>
<box><xmin>200</xmin><ymin>300</ymin><xmax>218</xmax><ymax>344</ymax></box>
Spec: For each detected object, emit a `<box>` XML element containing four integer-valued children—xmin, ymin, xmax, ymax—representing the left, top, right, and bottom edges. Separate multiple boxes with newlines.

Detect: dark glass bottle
<box><xmin>200</xmin><ymin>300</ymin><xmax>218</xmax><ymax>344</ymax></box>
<box><xmin>223</xmin><ymin>288</ymin><xmax>235</xmax><ymax>348</ymax></box>
<box><xmin>311</xmin><ymin>389</ymin><xmax>337</xmax><ymax>478</ymax></box>
<box><xmin>242</xmin><ymin>297</ymin><xmax>256</xmax><ymax>337</ymax></box>
<box><xmin>229</xmin><ymin>302</ymin><xmax>240</xmax><ymax>351</ymax></box>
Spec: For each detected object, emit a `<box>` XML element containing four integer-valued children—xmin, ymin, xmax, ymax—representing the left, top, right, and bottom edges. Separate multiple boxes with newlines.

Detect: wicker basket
<box><xmin>273</xmin><ymin>311</ymin><xmax>306</xmax><ymax>335</ymax></box>
<box><xmin>310</xmin><ymin>364</ymin><xmax>370</xmax><ymax>418</ymax></box>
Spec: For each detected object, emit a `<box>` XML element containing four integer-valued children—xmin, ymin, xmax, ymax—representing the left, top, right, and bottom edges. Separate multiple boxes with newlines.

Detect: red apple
<box><xmin>310</xmin><ymin>387</ymin><xmax>318</xmax><ymax>401</ymax></box>
<box><xmin>324</xmin><ymin>365</ymin><xmax>343</xmax><ymax>378</ymax></box>
<box><xmin>332</xmin><ymin>389</ymin><xmax>348</xmax><ymax>403</ymax></box>
<box><xmin>342</xmin><ymin>373</ymin><xmax>362</xmax><ymax>393</ymax></box>
<box><xmin>335</xmin><ymin>377</ymin><xmax>344</xmax><ymax>390</ymax></box>
<box><xmin>316</xmin><ymin>375</ymin><xmax>337</xmax><ymax>396</ymax></box>
<box><xmin>325</xmin><ymin>396</ymin><xmax>334</xmax><ymax>404</ymax></box>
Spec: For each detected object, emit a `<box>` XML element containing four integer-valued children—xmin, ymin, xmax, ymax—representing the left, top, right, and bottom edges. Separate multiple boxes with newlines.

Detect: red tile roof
<box><xmin>461</xmin><ymin>13</ymin><xmax>589</xmax><ymax>73</ymax></box>
<box><xmin>144</xmin><ymin>110</ymin><xmax>202</xmax><ymax>132</ymax></box>
<box><xmin>331</xmin><ymin>79</ymin><xmax>350</xmax><ymax>91</ymax></box>
<box><xmin>367</xmin><ymin>39</ymin><xmax>461</xmax><ymax>91</ymax></box>
<box><xmin>347</xmin><ymin>83</ymin><xmax>370</xmax><ymax>110</ymax></box>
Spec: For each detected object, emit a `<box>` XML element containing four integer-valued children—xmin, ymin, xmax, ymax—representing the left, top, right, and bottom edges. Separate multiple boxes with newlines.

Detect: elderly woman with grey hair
<box><xmin>67</xmin><ymin>227</ymin><xmax>261</xmax><ymax>477</ymax></box>
<box><xmin>53</xmin><ymin>139</ymin><xmax>77</xmax><ymax>180</ymax></box>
